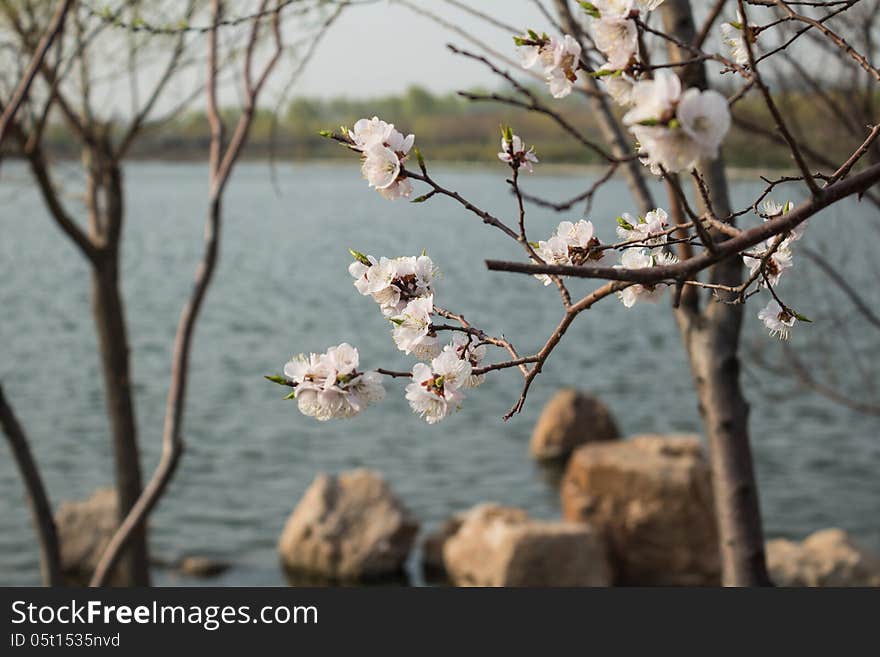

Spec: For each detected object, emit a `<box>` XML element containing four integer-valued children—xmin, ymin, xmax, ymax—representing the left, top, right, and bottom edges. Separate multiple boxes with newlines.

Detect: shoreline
<box><xmin>0</xmin><ymin>154</ymin><xmax>796</xmax><ymax>181</ymax></box>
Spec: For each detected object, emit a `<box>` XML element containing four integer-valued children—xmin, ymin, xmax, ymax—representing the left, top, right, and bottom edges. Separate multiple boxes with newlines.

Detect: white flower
<box><xmin>391</xmin><ymin>295</ymin><xmax>440</xmax><ymax>360</ymax></box>
<box><xmin>377</xmin><ymin>177</ymin><xmax>413</xmax><ymax>200</ymax></box>
<box><xmin>676</xmin><ymin>88</ymin><xmax>731</xmax><ymax>158</ymax></box>
<box><xmin>758</xmin><ymin>300</ymin><xmax>796</xmax><ymax>340</ymax></box>
<box><xmin>350</xmin><ymin>254</ymin><xmax>436</xmax><ymax>316</ymax></box>
<box><xmin>635</xmin><ymin>0</ymin><xmax>665</xmax><ymax>11</ymax></box>
<box><xmin>362</xmin><ymin>145</ymin><xmax>401</xmax><ymax>190</ymax></box>
<box><xmin>451</xmin><ymin>334</ymin><xmax>487</xmax><ymax>388</ymax></box>
<box><xmin>533</xmin><ymin>219</ymin><xmax>613</xmax><ymax>286</ymax></box>
<box><xmin>624</xmin><ymin>71</ymin><xmax>730</xmax><ymax>173</ymax></box>
<box><xmin>592</xmin><ymin>16</ymin><xmax>638</xmax><ymax>70</ymax></box>
<box><xmin>600</xmin><ymin>69</ymin><xmax>636</xmax><ymax>106</ymax></box>
<box><xmin>405</xmin><ymin>350</ymin><xmax>472</xmax><ymax>424</ymax></box>
<box><xmin>532</xmin><ymin>234</ymin><xmax>570</xmax><ymax>286</ymax></box>
<box><xmin>283</xmin><ymin>344</ymin><xmax>385</xmax><ymax>421</ymax></box>
<box><xmin>761</xmin><ymin>199</ymin><xmax>806</xmax><ymax>242</ymax></box>
<box><xmin>721</xmin><ymin>22</ymin><xmax>750</xmax><ymax>66</ymax></box>
<box><xmin>349</xmin><ymin>116</ymin><xmax>414</xmax><ymax>155</ymax></box>
<box><xmin>350</xmin><ymin>116</ymin><xmax>414</xmax><ymax>200</ymax></box>
<box><xmin>349</xmin><ymin>116</ymin><xmax>394</xmax><ymax>149</ymax></box>
<box><xmin>593</xmin><ymin>0</ymin><xmax>634</xmax><ymax>18</ymax></box>
<box><xmin>744</xmin><ymin>239</ymin><xmax>793</xmax><ymax>287</ymax></box>
<box><xmin>547</xmin><ymin>35</ymin><xmax>582</xmax><ymax>98</ymax></box>
<box><xmin>498</xmin><ymin>134</ymin><xmax>539</xmax><ymax>172</ymax></box>
<box><xmin>519</xmin><ymin>34</ymin><xmax>581</xmax><ymax>99</ymax></box>
<box><xmin>615</xmin><ymin>246</ymin><xmax>677</xmax><ymax>307</ymax></box>
<box><xmin>616</xmin><ymin>208</ymin><xmax>669</xmax><ymax>251</ymax></box>
<box><xmin>623</xmin><ymin>69</ymin><xmax>681</xmax><ymax>125</ymax></box>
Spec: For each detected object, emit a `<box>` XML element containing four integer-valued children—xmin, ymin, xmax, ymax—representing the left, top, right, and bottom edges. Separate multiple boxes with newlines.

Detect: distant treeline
<box><xmin>31</xmin><ymin>85</ymin><xmax>871</xmax><ymax>169</ymax></box>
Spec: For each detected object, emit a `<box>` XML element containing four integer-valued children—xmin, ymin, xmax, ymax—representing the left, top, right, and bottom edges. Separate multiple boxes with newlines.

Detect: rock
<box><xmin>278</xmin><ymin>469</ymin><xmax>419</xmax><ymax>581</ymax></box>
<box><xmin>177</xmin><ymin>556</ymin><xmax>230</xmax><ymax>578</ymax></box>
<box><xmin>443</xmin><ymin>503</ymin><xmax>612</xmax><ymax>587</ymax></box>
<box><xmin>561</xmin><ymin>434</ymin><xmax>719</xmax><ymax>585</ymax></box>
<box><xmin>766</xmin><ymin>528</ymin><xmax>880</xmax><ymax>587</ymax></box>
<box><xmin>54</xmin><ymin>487</ymin><xmax>121</xmax><ymax>585</ymax></box>
<box><xmin>421</xmin><ymin>513</ymin><xmax>465</xmax><ymax>576</ymax></box>
<box><xmin>529</xmin><ymin>389</ymin><xmax>620</xmax><ymax>462</ymax></box>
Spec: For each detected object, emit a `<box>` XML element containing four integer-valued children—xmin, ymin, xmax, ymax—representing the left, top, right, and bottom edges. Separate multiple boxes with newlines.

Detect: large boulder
<box><xmin>766</xmin><ymin>528</ymin><xmax>880</xmax><ymax>587</ymax></box>
<box><xmin>54</xmin><ymin>487</ymin><xmax>121</xmax><ymax>585</ymax></box>
<box><xmin>278</xmin><ymin>469</ymin><xmax>419</xmax><ymax>581</ymax></box>
<box><xmin>561</xmin><ymin>434</ymin><xmax>719</xmax><ymax>585</ymax></box>
<box><xmin>421</xmin><ymin>513</ymin><xmax>466</xmax><ymax>576</ymax></box>
<box><xmin>529</xmin><ymin>389</ymin><xmax>620</xmax><ymax>462</ymax></box>
<box><xmin>443</xmin><ymin>503</ymin><xmax>612</xmax><ymax>587</ymax></box>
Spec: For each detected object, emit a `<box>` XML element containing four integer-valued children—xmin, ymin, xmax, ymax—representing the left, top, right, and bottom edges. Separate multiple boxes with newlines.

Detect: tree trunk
<box><xmin>0</xmin><ymin>385</ymin><xmax>63</xmax><ymax>586</ymax></box>
<box><xmin>660</xmin><ymin>0</ymin><xmax>772</xmax><ymax>586</ymax></box>
<box><xmin>90</xmin><ymin>263</ymin><xmax>150</xmax><ymax>586</ymax></box>
<box><xmin>86</xmin><ymin>144</ymin><xmax>151</xmax><ymax>586</ymax></box>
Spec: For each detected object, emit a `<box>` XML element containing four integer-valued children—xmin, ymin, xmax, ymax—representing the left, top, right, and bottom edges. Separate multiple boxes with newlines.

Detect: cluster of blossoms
<box><xmin>406</xmin><ymin>338</ymin><xmax>484</xmax><ymax>424</ymax></box>
<box><xmin>749</xmin><ymin>200</ymin><xmax>808</xmax><ymax>340</ymax></box>
<box><xmin>516</xmin><ymin>31</ymin><xmax>582</xmax><ymax>98</ymax></box>
<box><xmin>349</xmin><ymin>253</ymin><xmax>436</xmax><ymax>317</ymax></box>
<box><xmin>614</xmin><ymin>208</ymin><xmax>678</xmax><ymax>307</ymax></box>
<box><xmin>349</xmin><ymin>116</ymin><xmax>415</xmax><ymax>200</ymax></box>
<box><xmin>277</xmin><ymin>248</ymin><xmax>488</xmax><ymax>424</ymax></box>
<box><xmin>584</xmin><ymin>1</ymin><xmax>664</xmax><ymax>103</ymax></box>
<box><xmin>349</xmin><ymin>252</ymin><xmax>440</xmax><ymax>359</ymax></box>
<box><xmin>282</xmin><ymin>344</ymin><xmax>385</xmax><ymax>421</ymax></box>
<box><xmin>621</xmin><ymin>70</ymin><xmax>731</xmax><ymax>174</ymax></box>
<box><xmin>532</xmin><ymin>219</ymin><xmax>613</xmax><ymax>286</ymax></box>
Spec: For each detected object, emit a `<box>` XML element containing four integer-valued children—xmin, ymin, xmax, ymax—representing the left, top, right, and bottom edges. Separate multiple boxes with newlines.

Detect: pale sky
<box><xmin>288</xmin><ymin>1</ymin><xmax>549</xmax><ymax>98</ymax></box>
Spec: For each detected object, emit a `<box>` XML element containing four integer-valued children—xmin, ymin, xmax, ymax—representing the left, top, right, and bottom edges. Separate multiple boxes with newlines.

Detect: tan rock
<box><xmin>767</xmin><ymin>528</ymin><xmax>880</xmax><ymax>587</ymax></box>
<box><xmin>178</xmin><ymin>556</ymin><xmax>229</xmax><ymax>578</ymax></box>
<box><xmin>529</xmin><ymin>389</ymin><xmax>620</xmax><ymax>462</ymax></box>
<box><xmin>421</xmin><ymin>513</ymin><xmax>466</xmax><ymax>575</ymax></box>
<box><xmin>278</xmin><ymin>469</ymin><xmax>418</xmax><ymax>581</ymax></box>
<box><xmin>54</xmin><ymin>487</ymin><xmax>122</xmax><ymax>585</ymax></box>
<box><xmin>561</xmin><ymin>434</ymin><xmax>719</xmax><ymax>585</ymax></box>
<box><xmin>443</xmin><ymin>503</ymin><xmax>612</xmax><ymax>587</ymax></box>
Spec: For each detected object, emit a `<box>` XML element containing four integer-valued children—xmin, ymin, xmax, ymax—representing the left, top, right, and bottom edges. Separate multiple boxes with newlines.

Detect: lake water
<box><xmin>1</xmin><ymin>161</ymin><xmax>878</xmax><ymax>586</ymax></box>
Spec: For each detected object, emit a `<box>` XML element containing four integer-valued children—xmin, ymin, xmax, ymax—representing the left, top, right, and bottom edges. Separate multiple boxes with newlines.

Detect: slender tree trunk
<box><xmin>86</xmin><ymin>143</ymin><xmax>151</xmax><ymax>586</ymax></box>
<box><xmin>660</xmin><ymin>0</ymin><xmax>772</xmax><ymax>585</ymax></box>
<box><xmin>91</xmin><ymin>263</ymin><xmax>150</xmax><ymax>586</ymax></box>
<box><xmin>0</xmin><ymin>385</ymin><xmax>63</xmax><ymax>586</ymax></box>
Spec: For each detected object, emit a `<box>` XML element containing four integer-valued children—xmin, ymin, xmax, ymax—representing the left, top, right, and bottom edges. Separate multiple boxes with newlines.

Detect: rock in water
<box><xmin>55</xmin><ymin>487</ymin><xmax>121</xmax><ymax>585</ymax></box>
<box><xmin>443</xmin><ymin>503</ymin><xmax>612</xmax><ymax>587</ymax></box>
<box><xmin>561</xmin><ymin>434</ymin><xmax>719</xmax><ymax>585</ymax></box>
<box><xmin>766</xmin><ymin>528</ymin><xmax>880</xmax><ymax>587</ymax></box>
<box><xmin>421</xmin><ymin>513</ymin><xmax>466</xmax><ymax>576</ymax></box>
<box><xmin>529</xmin><ymin>389</ymin><xmax>620</xmax><ymax>462</ymax></box>
<box><xmin>278</xmin><ymin>469</ymin><xmax>419</xmax><ymax>581</ymax></box>
<box><xmin>177</xmin><ymin>556</ymin><xmax>230</xmax><ymax>578</ymax></box>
